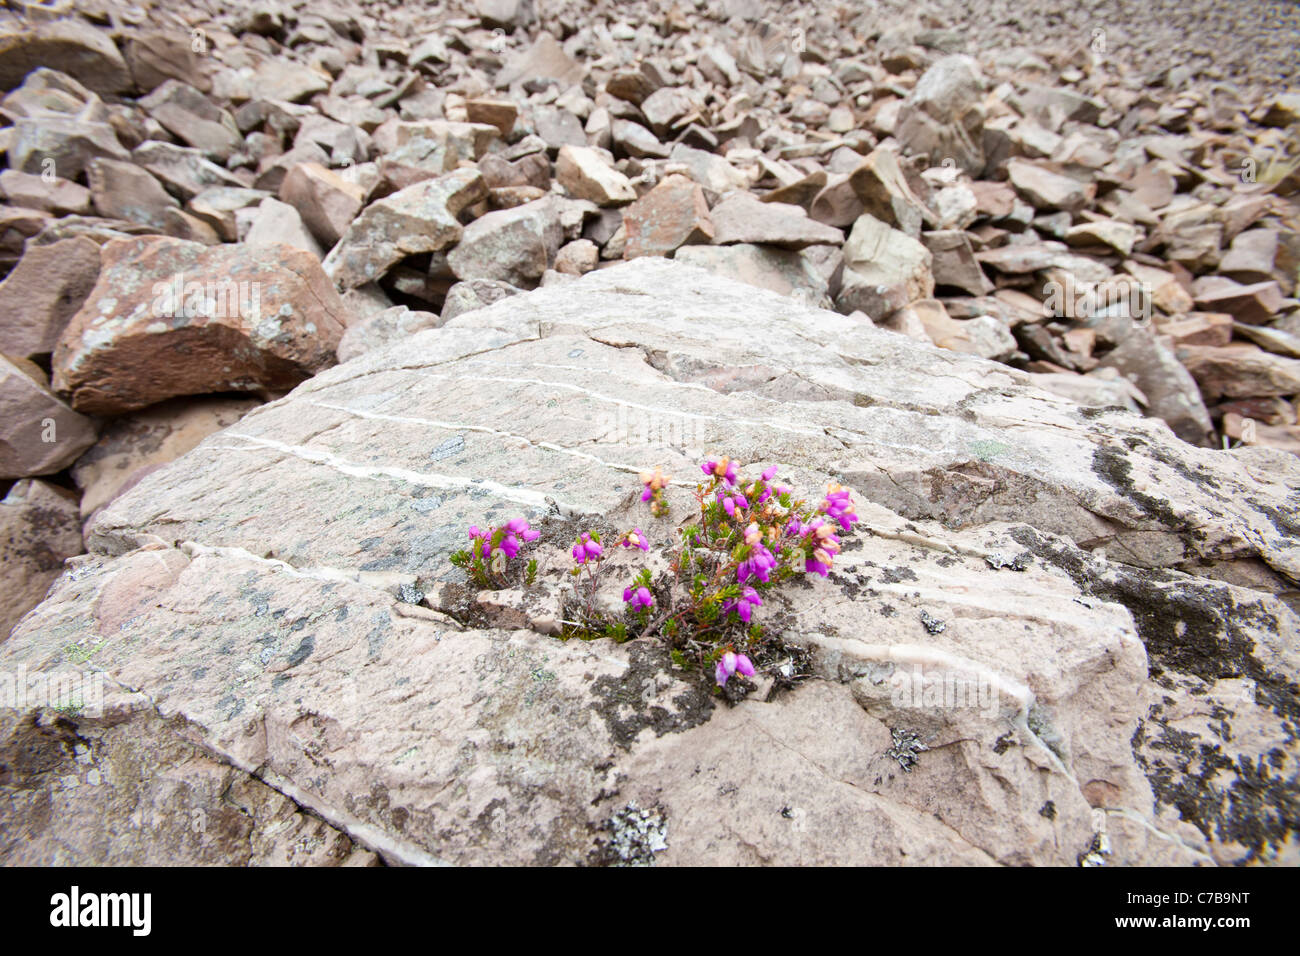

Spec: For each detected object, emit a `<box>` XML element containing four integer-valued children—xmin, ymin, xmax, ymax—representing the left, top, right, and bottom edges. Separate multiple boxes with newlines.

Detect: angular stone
<box><xmin>1176</xmin><ymin>344</ymin><xmax>1300</xmax><ymax>401</ymax></box>
<box><xmin>337</xmin><ymin>306</ymin><xmax>444</xmax><ymax>364</ymax></box>
<box><xmin>708</xmin><ymin>193</ymin><xmax>844</xmax><ymax>248</ymax></box>
<box><xmin>86</xmin><ymin>158</ymin><xmax>178</xmax><ymax>229</ymax></box>
<box><xmin>1154</xmin><ymin>313</ymin><xmax>1234</xmax><ymax>348</ymax></box>
<box><xmin>53</xmin><ymin>237</ymin><xmax>348</xmax><ymax>414</ymax></box>
<box><xmin>0</xmin><ymin>479</ymin><xmax>81</xmax><ymax>639</ymax></box>
<box><xmin>810</xmin><ymin>174</ymin><xmax>865</xmax><ymax>227</ymax></box>
<box><xmin>923</xmin><ymin>230</ymin><xmax>993</xmax><ymax>296</ymax></box>
<box><xmin>1192</xmin><ymin>278</ymin><xmax>1288</xmax><ymax>325</ymax></box>
<box><xmin>553</xmin><ymin>239</ymin><xmax>599</xmax><ymax>276</ymax></box>
<box><xmin>532</xmin><ymin>105</ymin><xmax>586</xmax><ymax>151</ymax></box>
<box><xmin>0</xmin><ymin>238</ymin><xmax>101</xmax><ymax>359</ymax></box>
<box><xmin>904</xmin><ymin>299</ymin><xmax>1016</xmax><ymax>360</ymax></box>
<box><xmin>8</xmin><ymin>113</ymin><xmax>128</xmax><ymax>182</ymax></box>
<box><xmin>324</xmin><ymin>168</ymin><xmax>487</xmax><ymax>291</ymax></box>
<box><xmin>845</xmin><ymin>148</ymin><xmax>928</xmax><ymax>239</ymax></box>
<box><xmin>1098</xmin><ymin>329</ymin><xmax>1214</xmax><ymax>446</ymax></box>
<box><xmin>0</xmin><ymin>169</ymin><xmax>91</xmax><ymax>215</ymax></box>
<box><xmin>0</xmin><ymin>19</ymin><xmax>132</xmax><ymax>94</ymax></box>
<box><xmin>494</xmin><ymin>31</ymin><xmax>582</xmax><ymax>89</ymax></box>
<box><xmin>123</xmin><ymin>30</ymin><xmax>209</xmax><ymax>94</ymax></box>
<box><xmin>640</xmin><ymin>87</ymin><xmax>699</xmax><ymax>137</ymax></box>
<box><xmin>466</xmin><ymin>98</ymin><xmax>518</xmax><ymax>137</ymax></box>
<box><xmin>895</xmin><ymin>55</ymin><xmax>986</xmax><ymax>175</ymax></box>
<box><xmin>279</xmin><ymin>163</ymin><xmax>365</xmax><ymax>247</ymax></box>
<box><xmin>1006</xmin><ymin>159</ymin><xmax>1095</xmax><ymax>212</ymax></box>
<box><xmin>668</xmin><ymin>144</ymin><xmax>749</xmax><ymax>196</ymax></box>
<box><xmin>836</xmin><ymin>214</ymin><xmax>935</xmax><ymax>319</ymax></box>
<box><xmin>621</xmin><ymin>174</ymin><xmax>713</xmax><ymax>259</ymax></box>
<box><xmin>476</xmin><ymin>0</ymin><xmax>536</xmax><ymax>29</ymax></box>
<box><xmin>0</xmin><ymin>354</ymin><xmax>97</xmax><ymax>478</ymax></box>
<box><xmin>185</xmin><ymin>187</ymin><xmax>269</xmax><ymax>243</ymax></box>
<box><xmin>132</xmin><ymin>141</ymin><xmax>244</xmax><ymax>201</ymax></box>
<box><xmin>446</xmin><ymin>197</ymin><xmax>565</xmax><ymax>286</ymax></box>
<box><xmin>762</xmin><ymin>169</ymin><xmax>827</xmax><ymax>209</ymax></box>
<box><xmin>440</xmin><ymin>279</ymin><xmax>523</xmax><ymax>323</ymax></box>
<box><xmin>251</xmin><ymin>58</ymin><xmax>330</xmax><ymax>104</ymax></box>
<box><xmin>1065</xmin><ymin>220</ymin><xmax>1138</xmax><ymax>257</ymax></box>
<box><xmin>139</xmin><ymin>81</ymin><xmax>241</xmax><ymax>162</ymax></box>
<box><xmin>674</xmin><ymin>244</ymin><xmax>831</xmax><ymax>306</ymax></box>
<box><xmin>244</xmin><ymin>198</ymin><xmax>324</xmax><ymax>258</ymax></box>
<box><xmin>72</xmin><ymin>395</ymin><xmax>262</xmax><ymax>522</ymax></box>
<box><xmin>556</xmin><ymin>146</ymin><xmax>636</xmax><ymax>206</ymax></box>
<box><xmin>611</xmin><ymin>119</ymin><xmax>669</xmax><ymax>160</ymax></box>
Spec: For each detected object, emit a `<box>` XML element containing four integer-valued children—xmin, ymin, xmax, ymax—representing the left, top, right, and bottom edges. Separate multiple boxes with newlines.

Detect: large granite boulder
<box><xmin>2</xmin><ymin>261</ymin><xmax>1296</xmax><ymax>866</ymax></box>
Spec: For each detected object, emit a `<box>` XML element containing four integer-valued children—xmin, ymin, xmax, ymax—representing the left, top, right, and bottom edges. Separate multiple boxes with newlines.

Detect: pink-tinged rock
<box><xmin>0</xmin><ymin>19</ymin><xmax>132</xmax><ymax>94</ymax></box>
<box><xmin>622</xmin><ymin>174</ymin><xmax>713</xmax><ymax>259</ymax></box>
<box><xmin>0</xmin><ymin>238</ymin><xmax>101</xmax><ymax>359</ymax></box>
<box><xmin>1191</xmin><ymin>277</ymin><xmax>1289</xmax><ymax>325</ymax></box>
<box><xmin>446</xmin><ymin>197</ymin><xmax>565</xmax><ymax>286</ymax></box>
<box><xmin>122</xmin><ymin>30</ymin><xmax>211</xmax><ymax>94</ymax></box>
<box><xmin>555</xmin><ymin>146</ymin><xmax>636</xmax><ymax>206</ymax></box>
<box><xmin>324</xmin><ymin>168</ymin><xmax>487</xmax><ymax>291</ymax></box>
<box><xmin>708</xmin><ymin>193</ymin><xmax>844</xmax><ymax>248</ymax></box>
<box><xmin>1006</xmin><ymin>158</ymin><xmax>1095</xmax><ymax>212</ymax></box>
<box><xmin>86</xmin><ymin>158</ymin><xmax>179</xmax><ymax>229</ymax></box>
<box><xmin>0</xmin><ymin>354</ymin><xmax>97</xmax><ymax>478</ymax></box>
<box><xmin>278</xmin><ymin>163</ymin><xmax>366</xmax><ymax>247</ymax></box>
<box><xmin>138</xmin><ymin>80</ymin><xmax>240</xmax><ymax>162</ymax></box>
<box><xmin>1176</xmin><ymin>343</ymin><xmax>1300</xmax><ymax>401</ymax></box>
<box><xmin>0</xmin><ymin>479</ymin><xmax>82</xmax><ymax>640</ymax></box>
<box><xmin>0</xmin><ymin>168</ymin><xmax>91</xmax><ymax>215</ymax></box>
<box><xmin>53</xmin><ymin>237</ymin><xmax>348</xmax><ymax>414</ymax></box>
<box><xmin>72</xmin><ymin>395</ymin><xmax>262</xmax><ymax>523</ymax></box>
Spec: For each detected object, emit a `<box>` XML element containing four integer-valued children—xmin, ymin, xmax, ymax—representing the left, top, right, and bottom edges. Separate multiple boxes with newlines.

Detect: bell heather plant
<box><xmin>452</xmin><ymin>457</ymin><xmax>860</xmax><ymax>694</ymax></box>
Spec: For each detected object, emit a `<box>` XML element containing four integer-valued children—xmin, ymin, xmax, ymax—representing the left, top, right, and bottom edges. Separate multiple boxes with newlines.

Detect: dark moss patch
<box><xmin>1091</xmin><ymin>443</ymin><xmax>1192</xmax><ymax>534</ymax></box>
<box><xmin>1012</xmin><ymin>524</ymin><xmax>1300</xmax><ymax>861</ymax></box>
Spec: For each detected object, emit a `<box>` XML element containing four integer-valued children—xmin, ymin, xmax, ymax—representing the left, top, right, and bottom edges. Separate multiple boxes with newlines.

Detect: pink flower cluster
<box><xmin>724</xmin><ymin>587</ymin><xmax>763</xmax><ymax>623</ymax></box>
<box><xmin>819</xmin><ymin>483</ymin><xmax>859</xmax><ymax>532</ymax></box>
<box><xmin>714</xmin><ymin>651</ymin><xmax>755</xmax><ymax>687</ymax></box>
<box><xmin>572</xmin><ymin>532</ymin><xmax>603</xmax><ymax>564</ymax></box>
<box><xmin>468</xmin><ymin>518</ymin><xmax>540</xmax><ymax>559</ymax></box>
<box><xmin>623</xmin><ymin>586</ymin><xmax>654</xmax><ymax>610</ymax></box>
<box><xmin>701</xmin><ymin>457</ymin><xmax>738</xmax><ymax>486</ymax></box>
<box><xmin>790</xmin><ymin>517</ymin><xmax>842</xmax><ymax>576</ymax></box>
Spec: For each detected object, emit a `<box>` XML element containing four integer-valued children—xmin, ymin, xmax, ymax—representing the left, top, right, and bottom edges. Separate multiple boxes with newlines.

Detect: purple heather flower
<box><xmin>572</xmin><ymin>532</ymin><xmax>603</xmax><ymax>564</ymax></box>
<box><xmin>717</xmin><ymin>489</ymin><xmax>749</xmax><ymax>517</ymax></box>
<box><xmin>701</xmin><ymin>457</ymin><xmax>739</xmax><ymax>486</ymax></box>
<box><xmin>639</xmin><ymin>467</ymin><xmax>669</xmax><ymax>501</ymax></box>
<box><xmin>724</xmin><ymin>586</ymin><xmax>763</xmax><ymax>623</ymax></box>
<box><xmin>819</xmin><ymin>484</ymin><xmax>859</xmax><ymax>532</ymax></box>
<box><xmin>799</xmin><ymin>517</ymin><xmax>841</xmax><ymax>576</ymax></box>
<box><xmin>715</xmin><ymin>651</ymin><xmax>756</xmax><ymax>686</ymax></box>
<box><xmin>622</xmin><ymin>528</ymin><xmax>650</xmax><ymax>552</ymax></box>
<box><xmin>623</xmin><ymin>586</ymin><xmax>654</xmax><ymax>610</ymax></box>
<box><xmin>761</xmin><ymin>465</ymin><xmax>779</xmax><ymax>481</ymax></box>
<box><xmin>737</xmin><ymin>541</ymin><xmax>776</xmax><ymax>584</ymax></box>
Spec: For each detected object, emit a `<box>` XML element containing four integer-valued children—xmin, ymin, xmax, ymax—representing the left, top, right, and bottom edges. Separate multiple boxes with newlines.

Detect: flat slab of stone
<box><xmin>3</xmin><ymin>260</ymin><xmax>1297</xmax><ymax>867</ymax></box>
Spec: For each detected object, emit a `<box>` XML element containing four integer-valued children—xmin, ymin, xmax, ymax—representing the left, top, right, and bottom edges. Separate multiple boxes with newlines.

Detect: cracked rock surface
<box><xmin>3</xmin><ymin>260</ymin><xmax>1296</xmax><ymax>865</ymax></box>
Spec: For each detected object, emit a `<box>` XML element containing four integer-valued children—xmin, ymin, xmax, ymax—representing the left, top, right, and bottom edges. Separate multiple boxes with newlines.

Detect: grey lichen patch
<box><xmin>886</xmin><ymin>727</ymin><xmax>929</xmax><ymax>772</ymax></box>
<box><xmin>920</xmin><ymin>609</ymin><xmax>946</xmax><ymax>634</ymax></box>
<box><xmin>588</xmin><ymin>642</ymin><xmax>714</xmax><ymax>749</ymax></box>
<box><xmin>595</xmin><ymin>802</ymin><xmax>668</xmax><ymax>866</ymax></box>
